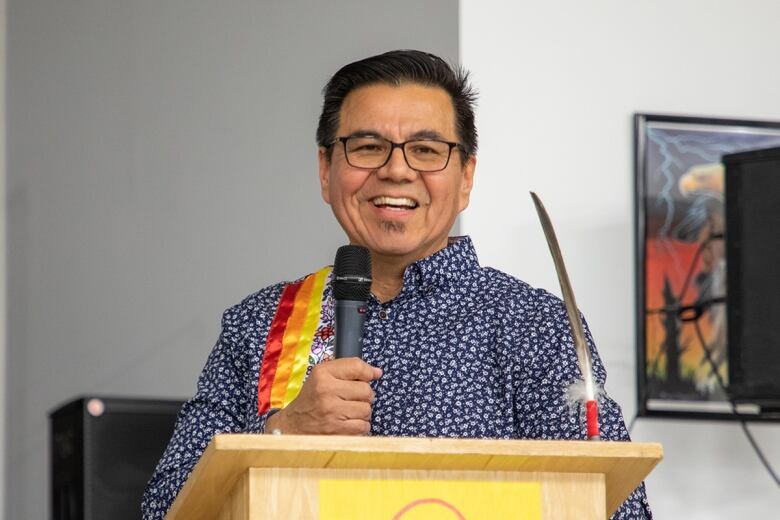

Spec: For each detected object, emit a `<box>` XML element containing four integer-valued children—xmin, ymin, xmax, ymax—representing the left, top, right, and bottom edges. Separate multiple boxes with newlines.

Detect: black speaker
<box><xmin>49</xmin><ymin>396</ymin><xmax>184</xmax><ymax>520</ymax></box>
<box><xmin>724</xmin><ymin>146</ymin><xmax>780</xmax><ymax>417</ymax></box>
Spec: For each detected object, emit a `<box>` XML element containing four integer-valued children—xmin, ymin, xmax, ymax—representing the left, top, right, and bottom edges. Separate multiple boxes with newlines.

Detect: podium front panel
<box><xmin>218</xmin><ymin>468</ymin><xmax>605</xmax><ymax>520</ymax></box>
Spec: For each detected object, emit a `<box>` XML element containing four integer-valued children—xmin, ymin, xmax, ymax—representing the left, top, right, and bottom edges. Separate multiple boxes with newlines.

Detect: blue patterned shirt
<box><xmin>142</xmin><ymin>236</ymin><xmax>651</xmax><ymax>519</ymax></box>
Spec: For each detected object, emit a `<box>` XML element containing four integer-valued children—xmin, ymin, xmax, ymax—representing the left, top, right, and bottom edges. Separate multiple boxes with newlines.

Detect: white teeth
<box><xmin>371</xmin><ymin>196</ymin><xmax>417</xmax><ymax>208</ymax></box>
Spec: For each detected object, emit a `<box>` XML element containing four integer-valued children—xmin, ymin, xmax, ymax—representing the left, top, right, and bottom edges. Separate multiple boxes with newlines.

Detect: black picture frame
<box><xmin>635</xmin><ymin>113</ymin><xmax>780</xmax><ymax>420</ymax></box>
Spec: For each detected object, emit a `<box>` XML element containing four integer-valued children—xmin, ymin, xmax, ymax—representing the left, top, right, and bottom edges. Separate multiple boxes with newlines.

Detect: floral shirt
<box><xmin>142</xmin><ymin>236</ymin><xmax>651</xmax><ymax>519</ymax></box>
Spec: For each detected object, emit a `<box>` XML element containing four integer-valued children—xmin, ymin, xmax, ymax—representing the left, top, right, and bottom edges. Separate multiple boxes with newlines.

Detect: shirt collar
<box><xmin>400</xmin><ymin>235</ymin><xmax>480</xmax><ymax>295</ymax></box>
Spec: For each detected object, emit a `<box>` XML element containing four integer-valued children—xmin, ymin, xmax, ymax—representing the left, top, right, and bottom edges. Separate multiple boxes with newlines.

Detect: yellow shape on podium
<box><xmin>319</xmin><ymin>479</ymin><xmax>541</xmax><ymax>520</ymax></box>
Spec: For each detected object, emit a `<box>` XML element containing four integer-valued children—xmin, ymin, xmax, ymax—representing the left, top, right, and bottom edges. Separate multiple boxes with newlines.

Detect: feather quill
<box><xmin>530</xmin><ymin>192</ymin><xmax>601</xmax><ymax>440</ymax></box>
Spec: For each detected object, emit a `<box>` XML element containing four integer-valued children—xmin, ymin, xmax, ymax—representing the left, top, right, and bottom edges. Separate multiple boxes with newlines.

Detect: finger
<box><xmin>328</xmin><ymin>358</ymin><xmax>382</xmax><ymax>382</ymax></box>
<box><xmin>339</xmin><ymin>419</ymin><xmax>372</xmax><ymax>436</ymax></box>
<box><xmin>336</xmin><ymin>400</ymin><xmax>372</xmax><ymax>421</ymax></box>
<box><xmin>331</xmin><ymin>380</ymin><xmax>375</xmax><ymax>403</ymax></box>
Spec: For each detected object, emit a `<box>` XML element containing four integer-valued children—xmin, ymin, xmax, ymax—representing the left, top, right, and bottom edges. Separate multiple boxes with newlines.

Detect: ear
<box><xmin>457</xmin><ymin>154</ymin><xmax>476</xmax><ymax>212</ymax></box>
<box><xmin>318</xmin><ymin>147</ymin><xmax>331</xmax><ymax>204</ymax></box>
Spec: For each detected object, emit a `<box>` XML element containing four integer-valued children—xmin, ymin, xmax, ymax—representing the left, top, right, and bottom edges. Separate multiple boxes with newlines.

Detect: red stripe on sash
<box><xmin>257</xmin><ymin>281</ymin><xmax>302</xmax><ymax>414</ymax></box>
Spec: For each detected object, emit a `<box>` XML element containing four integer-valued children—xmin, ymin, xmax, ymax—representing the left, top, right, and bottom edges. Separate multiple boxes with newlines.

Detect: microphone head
<box><xmin>333</xmin><ymin>245</ymin><xmax>372</xmax><ymax>301</ymax></box>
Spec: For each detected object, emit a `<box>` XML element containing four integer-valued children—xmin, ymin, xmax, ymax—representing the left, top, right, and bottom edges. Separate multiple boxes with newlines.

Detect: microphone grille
<box><xmin>333</xmin><ymin>245</ymin><xmax>372</xmax><ymax>301</ymax></box>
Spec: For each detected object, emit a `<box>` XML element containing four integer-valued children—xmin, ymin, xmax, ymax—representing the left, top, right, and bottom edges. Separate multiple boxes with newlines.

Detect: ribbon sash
<box><xmin>257</xmin><ymin>267</ymin><xmax>331</xmax><ymax>414</ymax></box>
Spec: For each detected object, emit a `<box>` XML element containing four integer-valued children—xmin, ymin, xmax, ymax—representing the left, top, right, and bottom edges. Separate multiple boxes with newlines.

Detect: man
<box><xmin>142</xmin><ymin>50</ymin><xmax>651</xmax><ymax>518</ymax></box>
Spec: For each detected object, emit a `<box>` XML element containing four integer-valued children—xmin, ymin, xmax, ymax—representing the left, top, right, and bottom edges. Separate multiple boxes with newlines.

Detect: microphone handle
<box><xmin>334</xmin><ymin>300</ymin><xmax>366</xmax><ymax>359</ymax></box>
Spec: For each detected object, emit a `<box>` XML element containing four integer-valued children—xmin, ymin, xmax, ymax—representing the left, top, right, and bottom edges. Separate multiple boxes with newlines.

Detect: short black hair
<box><xmin>316</xmin><ymin>49</ymin><xmax>478</xmax><ymax>160</ymax></box>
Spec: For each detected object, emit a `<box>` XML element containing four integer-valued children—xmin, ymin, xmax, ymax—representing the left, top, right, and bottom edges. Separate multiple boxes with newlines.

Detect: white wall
<box><xmin>460</xmin><ymin>1</ymin><xmax>780</xmax><ymax>518</ymax></box>
<box><xmin>0</xmin><ymin>0</ymin><xmax>6</xmax><ymax>515</ymax></box>
<box><xmin>5</xmin><ymin>1</ymin><xmax>457</xmax><ymax>518</ymax></box>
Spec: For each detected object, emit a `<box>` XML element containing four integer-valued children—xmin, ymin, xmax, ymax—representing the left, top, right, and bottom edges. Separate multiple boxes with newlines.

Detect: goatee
<box><xmin>381</xmin><ymin>221</ymin><xmax>406</xmax><ymax>233</ymax></box>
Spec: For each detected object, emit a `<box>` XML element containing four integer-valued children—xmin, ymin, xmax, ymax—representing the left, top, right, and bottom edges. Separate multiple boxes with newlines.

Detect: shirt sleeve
<box><xmin>141</xmin><ymin>305</ymin><xmax>269</xmax><ymax>520</ymax></box>
<box><xmin>511</xmin><ymin>288</ymin><xmax>653</xmax><ymax>520</ymax></box>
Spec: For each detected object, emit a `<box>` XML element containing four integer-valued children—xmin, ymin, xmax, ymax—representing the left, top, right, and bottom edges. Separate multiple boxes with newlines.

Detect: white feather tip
<box><xmin>565</xmin><ymin>378</ymin><xmax>604</xmax><ymax>413</ymax></box>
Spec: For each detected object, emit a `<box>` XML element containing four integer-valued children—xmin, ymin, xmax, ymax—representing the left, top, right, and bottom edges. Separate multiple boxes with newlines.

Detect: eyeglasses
<box><xmin>330</xmin><ymin>136</ymin><xmax>464</xmax><ymax>173</ymax></box>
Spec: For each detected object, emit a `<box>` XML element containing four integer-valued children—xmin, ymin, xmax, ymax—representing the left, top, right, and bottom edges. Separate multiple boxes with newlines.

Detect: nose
<box><xmin>376</xmin><ymin>146</ymin><xmax>417</xmax><ymax>182</ymax></box>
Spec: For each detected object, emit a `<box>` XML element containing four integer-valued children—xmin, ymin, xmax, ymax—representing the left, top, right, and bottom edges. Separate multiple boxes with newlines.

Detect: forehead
<box><xmin>338</xmin><ymin>83</ymin><xmax>456</xmax><ymax>139</ymax></box>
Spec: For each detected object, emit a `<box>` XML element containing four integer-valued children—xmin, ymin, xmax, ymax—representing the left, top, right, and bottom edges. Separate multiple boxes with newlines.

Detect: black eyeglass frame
<box><xmin>329</xmin><ymin>136</ymin><xmax>466</xmax><ymax>173</ymax></box>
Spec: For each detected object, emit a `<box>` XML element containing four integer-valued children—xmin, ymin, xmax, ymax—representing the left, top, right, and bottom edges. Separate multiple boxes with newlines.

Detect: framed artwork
<box><xmin>635</xmin><ymin>114</ymin><xmax>780</xmax><ymax>418</ymax></box>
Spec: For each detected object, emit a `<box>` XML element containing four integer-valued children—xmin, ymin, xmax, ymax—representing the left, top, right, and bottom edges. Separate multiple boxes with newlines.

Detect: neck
<box><xmin>368</xmin><ymin>238</ymin><xmax>452</xmax><ymax>302</ymax></box>
<box><xmin>370</xmin><ymin>255</ymin><xmax>406</xmax><ymax>303</ymax></box>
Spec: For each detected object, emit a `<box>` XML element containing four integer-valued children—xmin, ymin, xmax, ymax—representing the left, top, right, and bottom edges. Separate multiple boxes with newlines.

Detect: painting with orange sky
<box><xmin>638</xmin><ymin>115</ymin><xmax>780</xmax><ymax>415</ymax></box>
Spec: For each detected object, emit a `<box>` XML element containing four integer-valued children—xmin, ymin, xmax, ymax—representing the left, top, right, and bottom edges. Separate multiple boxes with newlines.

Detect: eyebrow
<box><xmin>346</xmin><ymin>129</ymin><xmax>449</xmax><ymax>141</ymax></box>
<box><xmin>347</xmin><ymin>129</ymin><xmax>382</xmax><ymax>139</ymax></box>
<box><xmin>408</xmin><ymin>129</ymin><xmax>447</xmax><ymax>140</ymax></box>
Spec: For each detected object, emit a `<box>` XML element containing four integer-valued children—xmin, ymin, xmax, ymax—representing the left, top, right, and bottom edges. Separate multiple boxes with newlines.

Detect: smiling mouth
<box><xmin>370</xmin><ymin>196</ymin><xmax>419</xmax><ymax>210</ymax></box>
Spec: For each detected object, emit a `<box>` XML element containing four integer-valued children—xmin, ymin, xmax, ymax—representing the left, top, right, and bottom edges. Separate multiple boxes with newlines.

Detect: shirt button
<box><xmin>378</xmin><ymin>310</ymin><xmax>389</xmax><ymax>320</ymax></box>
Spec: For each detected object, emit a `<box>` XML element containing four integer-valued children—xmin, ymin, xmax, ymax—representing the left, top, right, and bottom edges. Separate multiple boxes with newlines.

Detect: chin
<box><xmin>369</xmin><ymin>239</ymin><xmax>439</xmax><ymax>261</ymax></box>
<box><xmin>367</xmin><ymin>242</ymin><xmax>415</xmax><ymax>257</ymax></box>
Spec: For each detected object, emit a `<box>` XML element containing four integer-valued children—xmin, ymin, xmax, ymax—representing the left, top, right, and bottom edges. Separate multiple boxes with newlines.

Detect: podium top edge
<box><xmin>212</xmin><ymin>433</ymin><xmax>663</xmax><ymax>460</ymax></box>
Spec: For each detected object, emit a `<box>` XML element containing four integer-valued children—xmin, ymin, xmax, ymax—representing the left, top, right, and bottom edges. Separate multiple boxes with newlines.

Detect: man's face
<box><xmin>318</xmin><ymin>83</ymin><xmax>476</xmax><ymax>265</ymax></box>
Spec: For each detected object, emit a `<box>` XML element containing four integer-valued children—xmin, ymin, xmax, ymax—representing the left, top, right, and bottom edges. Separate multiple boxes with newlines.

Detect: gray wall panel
<box><xmin>6</xmin><ymin>2</ymin><xmax>458</xmax><ymax>517</ymax></box>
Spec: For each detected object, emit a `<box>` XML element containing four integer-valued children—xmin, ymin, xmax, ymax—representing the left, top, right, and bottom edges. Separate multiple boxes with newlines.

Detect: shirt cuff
<box><xmin>243</xmin><ymin>408</ymin><xmax>281</xmax><ymax>434</ymax></box>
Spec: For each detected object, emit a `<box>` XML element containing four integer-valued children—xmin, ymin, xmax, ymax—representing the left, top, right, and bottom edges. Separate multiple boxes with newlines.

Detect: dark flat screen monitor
<box><xmin>724</xmin><ymin>146</ymin><xmax>780</xmax><ymax>417</ymax></box>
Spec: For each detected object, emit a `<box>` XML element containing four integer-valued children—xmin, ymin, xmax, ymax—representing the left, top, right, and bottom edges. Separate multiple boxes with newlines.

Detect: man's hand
<box><xmin>265</xmin><ymin>358</ymin><xmax>382</xmax><ymax>435</ymax></box>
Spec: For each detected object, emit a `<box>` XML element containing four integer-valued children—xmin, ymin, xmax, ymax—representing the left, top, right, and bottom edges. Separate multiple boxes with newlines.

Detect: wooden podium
<box><xmin>165</xmin><ymin>434</ymin><xmax>662</xmax><ymax>520</ymax></box>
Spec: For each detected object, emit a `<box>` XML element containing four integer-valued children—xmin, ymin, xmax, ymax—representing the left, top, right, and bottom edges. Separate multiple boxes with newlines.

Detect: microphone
<box><xmin>333</xmin><ymin>245</ymin><xmax>372</xmax><ymax>359</ymax></box>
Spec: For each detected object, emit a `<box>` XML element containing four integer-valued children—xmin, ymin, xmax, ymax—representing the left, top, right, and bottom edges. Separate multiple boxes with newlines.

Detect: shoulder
<box><xmin>474</xmin><ymin>267</ymin><xmax>581</xmax><ymax>350</ymax></box>
<box><xmin>221</xmin><ymin>267</ymin><xmax>331</xmax><ymax>329</ymax></box>
<box><xmin>476</xmin><ymin>266</ymin><xmax>566</xmax><ymax>319</ymax></box>
<box><xmin>221</xmin><ymin>280</ymin><xmax>287</xmax><ymax>327</ymax></box>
